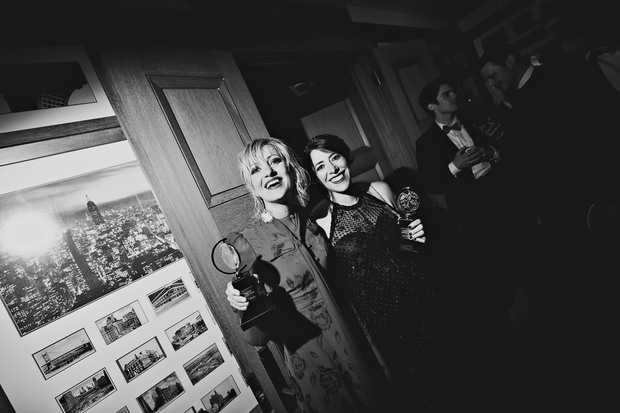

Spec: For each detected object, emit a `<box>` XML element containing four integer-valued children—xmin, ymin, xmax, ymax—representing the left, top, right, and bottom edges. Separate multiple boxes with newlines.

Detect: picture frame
<box><xmin>183</xmin><ymin>343</ymin><xmax>224</xmax><ymax>386</ymax></box>
<box><xmin>147</xmin><ymin>277</ymin><xmax>190</xmax><ymax>316</ymax></box>
<box><xmin>136</xmin><ymin>371</ymin><xmax>185</xmax><ymax>413</ymax></box>
<box><xmin>0</xmin><ymin>45</ymin><xmax>115</xmax><ymax>135</ymax></box>
<box><xmin>55</xmin><ymin>368</ymin><xmax>116</xmax><ymax>413</ymax></box>
<box><xmin>165</xmin><ymin>310</ymin><xmax>208</xmax><ymax>351</ymax></box>
<box><xmin>116</xmin><ymin>407</ymin><xmax>130</xmax><ymax>413</ymax></box>
<box><xmin>32</xmin><ymin>328</ymin><xmax>96</xmax><ymax>380</ymax></box>
<box><xmin>184</xmin><ymin>407</ymin><xmax>196</xmax><ymax>413</ymax></box>
<box><xmin>0</xmin><ymin>142</ymin><xmax>183</xmax><ymax>336</ymax></box>
<box><xmin>95</xmin><ymin>300</ymin><xmax>149</xmax><ymax>346</ymax></box>
<box><xmin>200</xmin><ymin>375</ymin><xmax>240</xmax><ymax>413</ymax></box>
<box><xmin>116</xmin><ymin>337</ymin><xmax>166</xmax><ymax>383</ymax></box>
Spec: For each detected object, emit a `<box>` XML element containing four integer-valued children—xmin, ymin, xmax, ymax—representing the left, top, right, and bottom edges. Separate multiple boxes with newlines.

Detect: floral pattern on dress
<box><xmin>232</xmin><ymin>216</ymin><xmax>377</xmax><ymax>413</ymax></box>
<box><xmin>310</xmin><ymin>302</ymin><xmax>333</xmax><ymax>331</ymax></box>
<box><xmin>292</xmin><ymin>353</ymin><xmax>306</xmax><ymax>380</ymax></box>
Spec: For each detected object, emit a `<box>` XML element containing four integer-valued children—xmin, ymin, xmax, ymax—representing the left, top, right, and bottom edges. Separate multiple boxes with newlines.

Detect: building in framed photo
<box><xmin>55</xmin><ymin>368</ymin><xmax>115</xmax><ymax>413</ymax></box>
<box><xmin>95</xmin><ymin>300</ymin><xmax>148</xmax><ymax>345</ymax></box>
<box><xmin>147</xmin><ymin>277</ymin><xmax>190</xmax><ymax>315</ymax></box>
<box><xmin>165</xmin><ymin>310</ymin><xmax>208</xmax><ymax>351</ymax></box>
<box><xmin>136</xmin><ymin>371</ymin><xmax>185</xmax><ymax>413</ymax></box>
<box><xmin>32</xmin><ymin>328</ymin><xmax>96</xmax><ymax>380</ymax></box>
<box><xmin>183</xmin><ymin>343</ymin><xmax>224</xmax><ymax>386</ymax></box>
<box><xmin>200</xmin><ymin>375</ymin><xmax>240</xmax><ymax>413</ymax></box>
<box><xmin>0</xmin><ymin>160</ymin><xmax>183</xmax><ymax>336</ymax></box>
<box><xmin>116</xmin><ymin>336</ymin><xmax>166</xmax><ymax>382</ymax></box>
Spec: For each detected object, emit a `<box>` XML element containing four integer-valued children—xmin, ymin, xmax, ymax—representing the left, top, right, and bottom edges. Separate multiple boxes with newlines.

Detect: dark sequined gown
<box><xmin>328</xmin><ymin>193</ymin><xmax>477</xmax><ymax>410</ymax></box>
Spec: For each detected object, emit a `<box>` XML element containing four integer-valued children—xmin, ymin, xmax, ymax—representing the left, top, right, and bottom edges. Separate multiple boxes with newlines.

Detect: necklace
<box><xmin>261</xmin><ymin>205</ymin><xmax>294</xmax><ymax>223</ymax></box>
<box><xmin>267</xmin><ymin>205</ymin><xmax>290</xmax><ymax>218</ymax></box>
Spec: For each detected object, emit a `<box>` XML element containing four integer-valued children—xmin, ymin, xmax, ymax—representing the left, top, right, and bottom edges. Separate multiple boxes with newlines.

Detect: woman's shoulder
<box><xmin>366</xmin><ymin>181</ymin><xmax>395</xmax><ymax>207</ymax></box>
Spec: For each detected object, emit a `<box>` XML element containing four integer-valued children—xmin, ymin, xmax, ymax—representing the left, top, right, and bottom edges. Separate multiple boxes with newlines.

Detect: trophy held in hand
<box><xmin>394</xmin><ymin>187</ymin><xmax>424</xmax><ymax>253</ymax></box>
<box><xmin>211</xmin><ymin>238</ymin><xmax>275</xmax><ymax>331</ymax></box>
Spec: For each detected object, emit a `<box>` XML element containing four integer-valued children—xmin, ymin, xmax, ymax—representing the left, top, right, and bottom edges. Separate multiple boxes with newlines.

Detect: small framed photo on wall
<box><xmin>32</xmin><ymin>328</ymin><xmax>96</xmax><ymax>380</ymax></box>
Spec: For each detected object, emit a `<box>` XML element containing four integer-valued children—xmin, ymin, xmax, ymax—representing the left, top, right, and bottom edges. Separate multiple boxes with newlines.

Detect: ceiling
<box><xmin>2</xmin><ymin>0</ymin><xmax>494</xmax><ymax>49</ymax></box>
<box><xmin>278</xmin><ymin>0</ymin><xmax>489</xmax><ymax>21</ymax></box>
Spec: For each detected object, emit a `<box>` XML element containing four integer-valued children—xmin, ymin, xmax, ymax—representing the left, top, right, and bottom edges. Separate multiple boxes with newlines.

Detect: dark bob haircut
<box><xmin>302</xmin><ymin>134</ymin><xmax>352</xmax><ymax>175</ymax></box>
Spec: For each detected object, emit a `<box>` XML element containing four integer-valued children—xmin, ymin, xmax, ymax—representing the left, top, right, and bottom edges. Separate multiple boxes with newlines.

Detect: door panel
<box><xmin>371</xmin><ymin>38</ymin><xmax>440</xmax><ymax>168</ymax></box>
<box><xmin>149</xmin><ymin>75</ymin><xmax>249</xmax><ymax>206</ymax></box>
<box><xmin>91</xmin><ymin>45</ymin><xmax>290</xmax><ymax>412</ymax></box>
<box><xmin>353</xmin><ymin>39</ymin><xmax>448</xmax><ymax>209</ymax></box>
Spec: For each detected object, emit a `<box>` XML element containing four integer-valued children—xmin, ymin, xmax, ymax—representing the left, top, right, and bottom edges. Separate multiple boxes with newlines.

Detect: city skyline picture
<box><xmin>0</xmin><ymin>160</ymin><xmax>184</xmax><ymax>336</ymax></box>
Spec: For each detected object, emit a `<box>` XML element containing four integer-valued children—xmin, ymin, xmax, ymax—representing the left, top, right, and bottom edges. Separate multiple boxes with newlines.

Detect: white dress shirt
<box><xmin>437</xmin><ymin>119</ymin><xmax>498</xmax><ymax>179</ymax></box>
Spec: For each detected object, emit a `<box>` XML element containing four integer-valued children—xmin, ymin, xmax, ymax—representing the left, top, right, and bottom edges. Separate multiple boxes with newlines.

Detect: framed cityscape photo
<box><xmin>200</xmin><ymin>375</ymin><xmax>240</xmax><ymax>413</ymax></box>
<box><xmin>116</xmin><ymin>407</ymin><xmax>129</xmax><ymax>413</ymax></box>
<box><xmin>136</xmin><ymin>371</ymin><xmax>185</xmax><ymax>413</ymax></box>
<box><xmin>32</xmin><ymin>328</ymin><xmax>96</xmax><ymax>380</ymax></box>
<box><xmin>147</xmin><ymin>277</ymin><xmax>190</xmax><ymax>316</ymax></box>
<box><xmin>183</xmin><ymin>343</ymin><xmax>224</xmax><ymax>386</ymax></box>
<box><xmin>95</xmin><ymin>300</ymin><xmax>148</xmax><ymax>345</ymax></box>
<box><xmin>56</xmin><ymin>368</ymin><xmax>116</xmax><ymax>413</ymax></box>
<box><xmin>165</xmin><ymin>310</ymin><xmax>208</xmax><ymax>351</ymax></box>
<box><xmin>0</xmin><ymin>147</ymin><xmax>183</xmax><ymax>336</ymax></box>
<box><xmin>116</xmin><ymin>337</ymin><xmax>166</xmax><ymax>383</ymax></box>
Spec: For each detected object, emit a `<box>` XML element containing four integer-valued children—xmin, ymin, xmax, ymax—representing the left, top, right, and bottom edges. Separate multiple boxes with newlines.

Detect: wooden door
<box><xmin>351</xmin><ymin>39</ymin><xmax>448</xmax><ymax>208</ymax></box>
<box><xmin>90</xmin><ymin>44</ymin><xmax>292</xmax><ymax>412</ymax></box>
<box><xmin>368</xmin><ymin>38</ymin><xmax>440</xmax><ymax>170</ymax></box>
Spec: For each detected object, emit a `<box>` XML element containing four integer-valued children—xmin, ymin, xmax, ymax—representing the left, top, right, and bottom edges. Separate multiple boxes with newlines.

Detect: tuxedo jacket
<box><xmin>415</xmin><ymin>120</ymin><xmax>506</xmax><ymax>240</ymax></box>
<box><xmin>497</xmin><ymin>53</ymin><xmax>620</xmax><ymax>235</ymax></box>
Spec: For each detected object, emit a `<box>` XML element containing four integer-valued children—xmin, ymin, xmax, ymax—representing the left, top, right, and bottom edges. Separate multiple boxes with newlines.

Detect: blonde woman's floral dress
<box><xmin>228</xmin><ymin>212</ymin><xmax>384</xmax><ymax>413</ymax></box>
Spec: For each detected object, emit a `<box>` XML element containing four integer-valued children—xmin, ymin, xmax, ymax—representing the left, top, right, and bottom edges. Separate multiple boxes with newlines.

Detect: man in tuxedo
<box><xmin>478</xmin><ymin>41</ymin><xmax>619</xmax><ymax>410</ymax></box>
<box><xmin>416</xmin><ymin>76</ymin><xmax>507</xmax><ymax>251</ymax></box>
<box><xmin>415</xmin><ymin>76</ymin><xmax>527</xmax><ymax>412</ymax></box>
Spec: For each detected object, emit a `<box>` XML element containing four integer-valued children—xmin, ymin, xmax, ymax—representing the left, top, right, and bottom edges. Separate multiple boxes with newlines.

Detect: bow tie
<box><xmin>442</xmin><ymin>122</ymin><xmax>462</xmax><ymax>133</ymax></box>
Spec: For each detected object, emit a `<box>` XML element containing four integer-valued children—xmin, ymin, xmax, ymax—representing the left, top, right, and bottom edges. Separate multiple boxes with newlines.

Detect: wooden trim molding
<box><xmin>0</xmin><ymin>116</ymin><xmax>124</xmax><ymax>166</ymax></box>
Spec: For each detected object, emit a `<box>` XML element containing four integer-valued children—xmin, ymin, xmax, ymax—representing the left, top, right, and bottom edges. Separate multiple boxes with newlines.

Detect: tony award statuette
<box><xmin>211</xmin><ymin>238</ymin><xmax>275</xmax><ymax>330</ymax></box>
<box><xmin>394</xmin><ymin>187</ymin><xmax>423</xmax><ymax>253</ymax></box>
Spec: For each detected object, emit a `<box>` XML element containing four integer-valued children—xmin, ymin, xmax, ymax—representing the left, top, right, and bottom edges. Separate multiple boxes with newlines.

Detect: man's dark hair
<box><xmin>478</xmin><ymin>42</ymin><xmax>521</xmax><ymax>72</ymax></box>
<box><xmin>418</xmin><ymin>76</ymin><xmax>456</xmax><ymax>117</ymax></box>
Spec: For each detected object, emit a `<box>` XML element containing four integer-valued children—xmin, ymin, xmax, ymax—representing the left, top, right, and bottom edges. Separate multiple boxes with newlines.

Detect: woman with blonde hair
<box><xmin>224</xmin><ymin>137</ymin><xmax>386</xmax><ymax>413</ymax></box>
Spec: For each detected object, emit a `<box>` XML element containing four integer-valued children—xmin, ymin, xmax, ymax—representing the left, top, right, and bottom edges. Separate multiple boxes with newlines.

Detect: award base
<box><xmin>233</xmin><ymin>274</ymin><xmax>276</xmax><ymax>331</ymax></box>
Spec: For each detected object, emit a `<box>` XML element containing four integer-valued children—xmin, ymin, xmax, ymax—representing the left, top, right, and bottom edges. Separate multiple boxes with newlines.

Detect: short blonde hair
<box><xmin>237</xmin><ymin>137</ymin><xmax>310</xmax><ymax>219</ymax></box>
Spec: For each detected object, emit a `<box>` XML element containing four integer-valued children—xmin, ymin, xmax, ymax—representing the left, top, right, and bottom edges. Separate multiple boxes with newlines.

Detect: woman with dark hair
<box><xmin>223</xmin><ymin>137</ymin><xmax>386</xmax><ymax>413</ymax></box>
<box><xmin>301</xmin><ymin>133</ymin><xmax>480</xmax><ymax>411</ymax></box>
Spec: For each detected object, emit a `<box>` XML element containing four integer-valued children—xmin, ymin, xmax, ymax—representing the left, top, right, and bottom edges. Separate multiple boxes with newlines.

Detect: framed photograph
<box><xmin>136</xmin><ymin>371</ymin><xmax>185</xmax><ymax>413</ymax></box>
<box><xmin>184</xmin><ymin>408</ymin><xmax>196</xmax><ymax>413</ymax></box>
<box><xmin>95</xmin><ymin>300</ymin><xmax>148</xmax><ymax>345</ymax></box>
<box><xmin>116</xmin><ymin>337</ymin><xmax>166</xmax><ymax>383</ymax></box>
<box><xmin>0</xmin><ymin>45</ymin><xmax>115</xmax><ymax>134</ymax></box>
<box><xmin>32</xmin><ymin>328</ymin><xmax>96</xmax><ymax>380</ymax></box>
<box><xmin>200</xmin><ymin>375</ymin><xmax>240</xmax><ymax>413</ymax></box>
<box><xmin>147</xmin><ymin>277</ymin><xmax>190</xmax><ymax>316</ymax></box>
<box><xmin>183</xmin><ymin>343</ymin><xmax>224</xmax><ymax>386</ymax></box>
<box><xmin>55</xmin><ymin>368</ymin><xmax>116</xmax><ymax>413</ymax></box>
<box><xmin>165</xmin><ymin>310</ymin><xmax>208</xmax><ymax>351</ymax></box>
<box><xmin>116</xmin><ymin>407</ymin><xmax>130</xmax><ymax>413</ymax></box>
<box><xmin>0</xmin><ymin>143</ymin><xmax>183</xmax><ymax>336</ymax></box>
